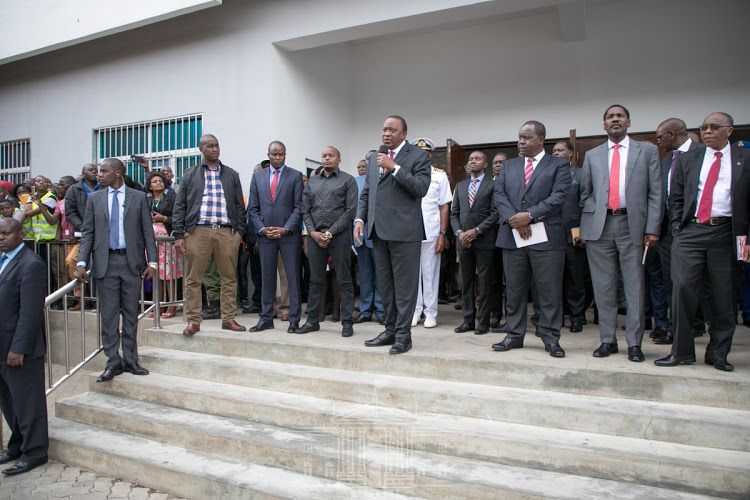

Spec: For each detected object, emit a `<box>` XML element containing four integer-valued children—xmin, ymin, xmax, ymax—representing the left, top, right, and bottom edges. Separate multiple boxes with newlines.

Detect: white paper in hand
<box><xmin>512</xmin><ymin>222</ymin><xmax>549</xmax><ymax>248</ymax></box>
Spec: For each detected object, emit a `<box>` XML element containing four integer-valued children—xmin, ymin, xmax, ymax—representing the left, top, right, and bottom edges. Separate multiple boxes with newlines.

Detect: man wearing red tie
<box><xmin>656</xmin><ymin>112</ymin><xmax>750</xmax><ymax>371</ymax></box>
<box><xmin>579</xmin><ymin>105</ymin><xmax>662</xmax><ymax>362</ymax></box>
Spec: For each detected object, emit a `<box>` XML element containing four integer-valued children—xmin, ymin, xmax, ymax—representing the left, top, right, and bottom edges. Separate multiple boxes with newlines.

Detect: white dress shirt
<box><xmin>607</xmin><ymin>135</ymin><xmax>630</xmax><ymax>208</ymax></box>
<box><xmin>523</xmin><ymin>150</ymin><xmax>546</xmax><ymax>175</ymax></box>
<box><xmin>667</xmin><ymin>138</ymin><xmax>693</xmax><ymax>196</ymax></box>
<box><xmin>390</xmin><ymin>140</ymin><xmax>407</xmax><ymax>176</ymax></box>
<box><xmin>695</xmin><ymin>141</ymin><xmax>732</xmax><ymax>218</ymax></box>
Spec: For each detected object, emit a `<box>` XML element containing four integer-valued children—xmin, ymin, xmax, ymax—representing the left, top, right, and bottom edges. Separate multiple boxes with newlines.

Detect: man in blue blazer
<box><xmin>247</xmin><ymin>141</ymin><xmax>304</xmax><ymax>333</ymax></box>
<box><xmin>492</xmin><ymin>121</ymin><xmax>571</xmax><ymax>358</ymax></box>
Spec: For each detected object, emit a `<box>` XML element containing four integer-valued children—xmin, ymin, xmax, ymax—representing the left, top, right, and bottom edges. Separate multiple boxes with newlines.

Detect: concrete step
<box><xmin>141</xmin><ymin>326</ymin><xmax>750</xmax><ymax>411</ymax></box>
<box><xmin>49</xmin><ymin>419</ymin><xmax>418</xmax><ymax>500</ymax></box>
<box><xmin>52</xmin><ymin>392</ymin><xmax>726</xmax><ymax>500</ymax></box>
<box><xmin>135</xmin><ymin>347</ymin><xmax>750</xmax><ymax>452</ymax></box>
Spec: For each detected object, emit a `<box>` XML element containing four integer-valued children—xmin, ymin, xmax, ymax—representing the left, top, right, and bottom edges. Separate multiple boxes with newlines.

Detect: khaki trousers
<box><xmin>184</xmin><ymin>226</ymin><xmax>241</xmax><ymax>324</ymax></box>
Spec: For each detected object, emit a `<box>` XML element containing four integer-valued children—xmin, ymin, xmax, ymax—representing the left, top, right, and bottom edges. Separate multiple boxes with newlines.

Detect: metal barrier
<box><xmin>42</xmin><ymin>235</ymin><xmax>185</xmax><ymax>396</ymax></box>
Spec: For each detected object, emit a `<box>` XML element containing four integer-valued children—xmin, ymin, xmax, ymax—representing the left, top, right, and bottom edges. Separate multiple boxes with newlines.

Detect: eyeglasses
<box><xmin>655</xmin><ymin>131</ymin><xmax>672</xmax><ymax>141</ymax></box>
<box><xmin>699</xmin><ymin>124</ymin><xmax>731</xmax><ymax>132</ymax></box>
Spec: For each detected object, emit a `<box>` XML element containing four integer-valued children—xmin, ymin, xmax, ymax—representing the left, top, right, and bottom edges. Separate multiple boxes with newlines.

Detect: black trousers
<box><xmin>563</xmin><ymin>243</ymin><xmax>587</xmax><ymax>321</ymax></box>
<box><xmin>458</xmin><ymin>246</ymin><xmax>494</xmax><ymax>327</ymax></box>
<box><xmin>0</xmin><ymin>356</ymin><xmax>48</xmax><ymax>462</ymax></box>
<box><xmin>671</xmin><ymin>223</ymin><xmax>736</xmax><ymax>361</ymax></box>
<box><xmin>306</xmin><ymin>234</ymin><xmax>354</xmax><ymax>325</ymax></box>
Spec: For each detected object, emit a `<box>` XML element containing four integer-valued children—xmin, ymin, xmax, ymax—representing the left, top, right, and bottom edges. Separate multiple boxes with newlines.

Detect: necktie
<box><xmin>270</xmin><ymin>168</ymin><xmax>279</xmax><ymax>201</ymax></box>
<box><xmin>667</xmin><ymin>150</ymin><xmax>680</xmax><ymax>197</ymax></box>
<box><xmin>468</xmin><ymin>179</ymin><xmax>478</xmax><ymax>207</ymax></box>
<box><xmin>696</xmin><ymin>152</ymin><xmax>723</xmax><ymax>223</ymax></box>
<box><xmin>524</xmin><ymin>158</ymin><xmax>534</xmax><ymax>187</ymax></box>
<box><xmin>0</xmin><ymin>253</ymin><xmax>7</xmax><ymax>270</ymax></box>
<box><xmin>608</xmin><ymin>144</ymin><xmax>621</xmax><ymax>210</ymax></box>
<box><xmin>382</xmin><ymin>150</ymin><xmax>394</xmax><ymax>177</ymax></box>
<box><xmin>109</xmin><ymin>189</ymin><xmax>120</xmax><ymax>250</ymax></box>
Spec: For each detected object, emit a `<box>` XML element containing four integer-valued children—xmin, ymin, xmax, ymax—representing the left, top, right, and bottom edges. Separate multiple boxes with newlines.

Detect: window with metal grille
<box><xmin>93</xmin><ymin>113</ymin><xmax>203</xmax><ymax>187</ymax></box>
<box><xmin>0</xmin><ymin>138</ymin><xmax>31</xmax><ymax>185</ymax></box>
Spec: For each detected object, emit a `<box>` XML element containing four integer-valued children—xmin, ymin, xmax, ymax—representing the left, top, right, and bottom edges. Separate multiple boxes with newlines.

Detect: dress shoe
<box><xmin>546</xmin><ymin>343</ymin><xmax>565</xmax><ymax>358</ymax></box>
<box><xmin>423</xmin><ymin>316</ymin><xmax>437</xmax><ymax>328</ymax></box>
<box><xmin>652</xmin><ymin>333</ymin><xmax>674</xmax><ymax>345</ymax></box>
<box><xmin>123</xmin><ymin>363</ymin><xmax>149</xmax><ymax>375</ymax></box>
<box><xmin>628</xmin><ymin>346</ymin><xmax>645</xmax><ymax>362</ymax></box>
<box><xmin>296</xmin><ymin>322</ymin><xmax>320</xmax><ymax>334</ymax></box>
<box><xmin>240</xmin><ymin>300</ymin><xmax>250</xmax><ymax>311</ymax></box>
<box><xmin>692</xmin><ymin>327</ymin><xmax>705</xmax><ymax>338</ymax></box>
<box><xmin>342</xmin><ymin>324</ymin><xmax>354</xmax><ymax>337</ymax></box>
<box><xmin>249</xmin><ymin>321</ymin><xmax>274</xmax><ymax>332</ymax></box>
<box><xmin>491</xmin><ymin>322</ymin><xmax>507</xmax><ymax>333</ymax></box>
<box><xmin>453</xmin><ymin>302</ymin><xmax>462</xmax><ymax>310</ymax></box>
<box><xmin>649</xmin><ymin>326</ymin><xmax>669</xmax><ymax>339</ymax></box>
<box><xmin>389</xmin><ymin>340</ymin><xmax>412</xmax><ymax>354</ymax></box>
<box><xmin>474</xmin><ymin>325</ymin><xmax>489</xmax><ymax>335</ymax></box>
<box><xmin>69</xmin><ymin>301</ymin><xmax>82</xmax><ymax>311</ymax></box>
<box><xmin>365</xmin><ymin>332</ymin><xmax>395</xmax><ymax>347</ymax></box>
<box><xmin>593</xmin><ymin>343</ymin><xmax>618</xmax><ymax>357</ymax></box>
<box><xmin>2</xmin><ymin>456</ymin><xmax>48</xmax><ymax>476</ymax></box>
<box><xmin>376</xmin><ymin>316</ymin><xmax>386</xmax><ymax>325</ymax></box>
<box><xmin>183</xmin><ymin>322</ymin><xmax>200</xmax><ymax>337</ymax></box>
<box><xmin>242</xmin><ymin>303</ymin><xmax>261</xmax><ymax>314</ymax></box>
<box><xmin>437</xmin><ymin>297</ymin><xmax>451</xmax><ymax>305</ymax></box>
<box><xmin>705</xmin><ymin>357</ymin><xmax>734</xmax><ymax>372</ymax></box>
<box><xmin>222</xmin><ymin>320</ymin><xmax>246</xmax><ymax>332</ymax></box>
<box><xmin>0</xmin><ymin>451</ymin><xmax>20</xmax><ymax>464</ymax></box>
<box><xmin>492</xmin><ymin>337</ymin><xmax>524</xmax><ymax>352</ymax></box>
<box><xmin>654</xmin><ymin>354</ymin><xmax>696</xmax><ymax>366</ymax></box>
<box><xmin>454</xmin><ymin>322</ymin><xmax>475</xmax><ymax>333</ymax></box>
<box><xmin>201</xmin><ymin>300</ymin><xmax>221</xmax><ymax>320</ymax></box>
<box><xmin>287</xmin><ymin>322</ymin><xmax>299</xmax><ymax>333</ymax></box>
<box><xmin>569</xmin><ymin>320</ymin><xmax>583</xmax><ymax>333</ymax></box>
<box><xmin>96</xmin><ymin>366</ymin><xmax>123</xmax><ymax>383</ymax></box>
<box><xmin>281</xmin><ymin>312</ymin><xmax>289</xmax><ymax>321</ymax></box>
<box><xmin>354</xmin><ymin>315</ymin><xmax>372</xmax><ymax>324</ymax></box>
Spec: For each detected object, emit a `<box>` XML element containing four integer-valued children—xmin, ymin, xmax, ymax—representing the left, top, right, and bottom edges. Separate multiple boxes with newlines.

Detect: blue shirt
<box><xmin>468</xmin><ymin>173</ymin><xmax>485</xmax><ymax>195</ymax></box>
<box><xmin>269</xmin><ymin>165</ymin><xmax>285</xmax><ymax>188</ymax></box>
<box><xmin>108</xmin><ymin>186</ymin><xmax>126</xmax><ymax>249</ymax></box>
<box><xmin>0</xmin><ymin>242</ymin><xmax>25</xmax><ymax>276</ymax></box>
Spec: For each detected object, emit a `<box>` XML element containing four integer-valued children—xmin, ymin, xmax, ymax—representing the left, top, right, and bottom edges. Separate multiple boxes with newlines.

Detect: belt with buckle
<box><xmin>607</xmin><ymin>208</ymin><xmax>627</xmax><ymax>216</ymax></box>
<box><xmin>201</xmin><ymin>223</ymin><xmax>231</xmax><ymax>230</ymax></box>
<box><xmin>109</xmin><ymin>248</ymin><xmax>127</xmax><ymax>255</ymax></box>
<box><xmin>690</xmin><ymin>217</ymin><xmax>731</xmax><ymax>226</ymax></box>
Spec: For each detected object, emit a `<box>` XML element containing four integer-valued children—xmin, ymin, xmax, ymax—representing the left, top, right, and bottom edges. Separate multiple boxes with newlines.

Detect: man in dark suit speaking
<box><xmin>354</xmin><ymin>115</ymin><xmax>431</xmax><ymax>354</ymax></box>
<box><xmin>76</xmin><ymin>158</ymin><xmax>157</xmax><ymax>383</ymax></box>
<box><xmin>0</xmin><ymin>218</ymin><xmax>49</xmax><ymax>475</ymax></box>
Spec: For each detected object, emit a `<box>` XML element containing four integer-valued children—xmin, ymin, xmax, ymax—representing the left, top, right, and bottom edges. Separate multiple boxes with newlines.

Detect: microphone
<box><xmin>378</xmin><ymin>145</ymin><xmax>389</xmax><ymax>155</ymax></box>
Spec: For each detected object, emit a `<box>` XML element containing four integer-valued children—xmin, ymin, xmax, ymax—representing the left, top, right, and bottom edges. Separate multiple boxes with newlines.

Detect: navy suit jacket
<box><xmin>494</xmin><ymin>154</ymin><xmax>571</xmax><ymax>251</ymax></box>
<box><xmin>247</xmin><ymin>166</ymin><xmax>303</xmax><ymax>244</ymax></box>
<box><xmin>0</xmin><ymin>246</ymin><xmax>46</xmax><ymax>362</ymax></box>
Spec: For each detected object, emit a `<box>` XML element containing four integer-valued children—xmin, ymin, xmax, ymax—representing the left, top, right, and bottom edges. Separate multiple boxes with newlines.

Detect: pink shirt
<box><xmin>55</xmin><ymin>199</ymin><xmax>74</xmax><ymax>239</ymax></box>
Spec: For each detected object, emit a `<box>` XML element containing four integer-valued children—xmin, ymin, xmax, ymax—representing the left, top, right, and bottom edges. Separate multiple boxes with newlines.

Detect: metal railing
<box><xmin>42</xmin><ymin>236</ymin><xmax>184</xmax><ymax>396</ymax></box>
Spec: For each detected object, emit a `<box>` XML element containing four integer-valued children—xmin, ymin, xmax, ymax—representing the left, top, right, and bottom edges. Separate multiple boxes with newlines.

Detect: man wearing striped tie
<box><xmin>492</xmin><ymin>121</ymin><xmax>571</xmax><ymax>358</ymax></box>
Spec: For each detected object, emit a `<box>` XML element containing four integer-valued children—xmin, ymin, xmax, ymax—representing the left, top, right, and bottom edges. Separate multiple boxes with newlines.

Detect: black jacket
<box><xmin>64</xmin><ymin>180</ymin><xmax>100</xmax><ymax>232</ymax></box>
<box><xmin>172</xmin><ymin>161</ymin><xmax>247</xmax><ymax>239</ymax></box>
<box><xmin>148</xmin><ymin>192</ymin><xmax>176</xmax><ymax>235</ymax></box>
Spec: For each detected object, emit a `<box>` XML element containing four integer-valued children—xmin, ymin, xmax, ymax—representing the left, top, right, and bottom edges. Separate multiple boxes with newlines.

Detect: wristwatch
<box><xmin>149</xmin><ymin>263</ymin><xmax>158</xmax><ymax>270</ymax></box>
<box><xmin>439</xmin><ymin>231</ymin><xmax>446</xmax><ymax>236</ymax></box>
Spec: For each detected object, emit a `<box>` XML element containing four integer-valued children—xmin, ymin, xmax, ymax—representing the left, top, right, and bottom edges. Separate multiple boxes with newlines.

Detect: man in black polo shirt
<box><xmin>296</xmin><ymin>147</ymin><xmax>358</xmax><ymax>336</ymax></box>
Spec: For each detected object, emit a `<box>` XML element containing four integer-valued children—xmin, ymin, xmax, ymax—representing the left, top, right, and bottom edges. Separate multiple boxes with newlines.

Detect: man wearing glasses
<box><xmin>656</xmin><ymin>113</ymin><xmax>750</xmax><ymax>372</ymax></box>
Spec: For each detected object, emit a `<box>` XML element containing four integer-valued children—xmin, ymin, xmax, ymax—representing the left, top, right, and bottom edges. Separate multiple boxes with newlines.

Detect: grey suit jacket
<box><xmin>494</xmin><ymin>154</ymin><xmax>571</xmax><ymax>251</ymax></box>
<box><xmin>579</xmin><ymin>138</ymin><xmax>663</xmax><ymax>246</ymax></box>
<box><xmin>247</xmin><ymin>165</ymin><xmax>303</xmax><ymax>244</ymax></box>
<box><xmin>356</xmin><ymin>141</ymin><xmax>431</xmax><ymax>242</ymax></box>
<box><xmin>450</xmin><ymin>175</ymin><xmax>498</xmax><ymax>250</ymax></box>
<box><xmin>78</xmin><ymin>187</ymin><xmax>158</xmax><ymax>279</ymax></box>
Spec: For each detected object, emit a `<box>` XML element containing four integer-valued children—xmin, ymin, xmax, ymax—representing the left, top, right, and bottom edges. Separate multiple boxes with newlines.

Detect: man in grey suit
<box><xmin>76</xmin><ymin>159</ymin><xmax>157</xmax><ymax>382</ymax></box>
<box><xmin>451</xmin><ymin>151</ymin><xmax>498</xmax><ymax>335</ymax></box>
<box><xmin>354</xmin><ymin>115</ymin><xmax>431</xmax><ymax>354</ymax></box>
<box><xmin>247</xmin><ymin>141</ymin><xmax>304</xmax><ymax>333</ymax></box>
<box><xmin>579</xmin><ymin>105</ymin><xmax>662</xmax><ymax>362</ymax></box>
<box><xmin>492</xmin><ymin>121</ymin><xmax>571</xmax><ymax>358</ymax></box>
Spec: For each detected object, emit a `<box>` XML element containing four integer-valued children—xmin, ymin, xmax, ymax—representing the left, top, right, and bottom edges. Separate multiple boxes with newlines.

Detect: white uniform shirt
<box><xmin>421</xmin><ymin>167</ymin><xmax>453</xmax><ymax>241</ymax></box>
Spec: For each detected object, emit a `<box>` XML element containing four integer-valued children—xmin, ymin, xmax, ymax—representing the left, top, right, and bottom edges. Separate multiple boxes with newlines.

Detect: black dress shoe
<box><xmin>652</xmin><ymin>333</ymin><xmax>674</xmax><ymax>345</ymax></box>
<box><xmin>342</xmin><ymin>324</ymin><xmax>354</xmax><ymax>337</ymax></box>
<box><xmin>365</xmin><ymin>332</ymin><xmax>395</xmax><ymax>347</ymax></box>
<box><xmin>243</xmin><ymin>304</ymin><xmax>262</xmax><ymax>314</ymax></box>
<box><xmin>389</xmin><ymin>340</ymin><xmax>412</xmax><ymax>354</ymax></box>
<box><xmin>474</xmin><ymin>325</ymin><xmax>489</xmax><ymax>335</ymax></box>
<box><xmin>705</xmin><ymin>357</ymin><xmax>734</xmax><ymax>371</ymax></box>
<box><xmin>491</xmin><ymin>322</ymin><xmax>507</xmax><ymax>333</ymax></box>
<box><xmin>654</xmin><ymin>354</ymin><xmax>696</xmax><ymax>366</ymax></box>
<box><xmin>296</xmin><ymin>322</ymin><xmax>320</xmax><ymax>334</ymax></box>
<box><xmin>249</xmin><ymin>321</ymin><xmax>274</xmax><ymax>332</ymax></box>
<box><xmin>0</xmin><ymin>451</ymin><xmax>20</xmax><ymax>464</ymax></box>
<box><xmin>97</xmin><ymin>366</ymin><xmax>123</xmax><ymax>383</ymax></box>
<box><xmin>376</xmin><ymin>317</ymin><xmax>386</xmax><ymax>325</ymax></box>
<box><xmin>649</xmin><ymin>326</ymin><xmax>669</xmax><ymax>339</ymax></box>
<box><xmin>628</xmin><ymin>346</ymin><xmax>645</xmax><ymax>362</ymax></box>
<box><xmin>492</xmin><ymin>337</ymin><xmax>524</xmax><ymax>352</ymax></box>
<box><xmin>692</xmin><ymin>327</ymin><xmax>706</xmax><ymax>338</ymax></box>
<box><xmin>353</xmin><ymin>315</ymin><xmax>372</xmax><ymax>324</ymax></box>
<box><xmin>454</xmin><ymin>322</ymin><xmax>475</xmax><ymax>333</ymax></box>
<box><xmin>593</xmin><ymin>343</ymin><xmax>618</xmax><ymax>357</ymax></box>
<box><xmin>2</xmin><ymin>456</ymin><xmax>48</xmax><ymax>476</ymax></box>
<box><xmin>569</xmin><ymin>320</ymin><xmax>583</xmax><ymax>333</ymax></box>
<box><xmin>123</xmin><ymin>363</ymin><xmax>149</xmax><ymax>375</ymax></box>
<box><xmin>287</xmin><ymin>322</ymin><xmax>300</xmax><ymax>333</ymax></box>
<box><xmin>546</xmin><ymin>343</ymin><xmax>565</xmax><ymax>358</ymax></box>
<box><xmin>437</xmin><ymin>297</ymin><xmax>451</xmax><ymax>305</ymax></box>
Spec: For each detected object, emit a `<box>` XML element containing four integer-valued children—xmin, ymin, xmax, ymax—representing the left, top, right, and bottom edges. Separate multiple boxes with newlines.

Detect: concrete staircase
<box><xmin>48</xmin><ymin>320</ymin><xmax>750</xmax><ymax>499</ymax></box>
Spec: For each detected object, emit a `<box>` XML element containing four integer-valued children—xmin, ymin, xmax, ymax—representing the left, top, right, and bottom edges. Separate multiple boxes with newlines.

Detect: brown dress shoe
<box><xmin>222</xmin><ymin>320</ymin><xmax>246</xmax><ymax>332</ymax></box>
<box><xmin>183</xmin><ymin>323</ymin><xmax>200</xmax><ymax>337</ymax></box>
<box><xmin>280</xmin><ymin>312</ymin><xmax>289</xmax><ymax>321</ymax></box>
